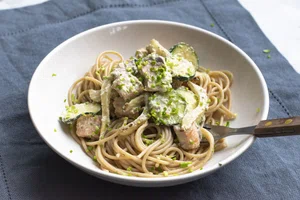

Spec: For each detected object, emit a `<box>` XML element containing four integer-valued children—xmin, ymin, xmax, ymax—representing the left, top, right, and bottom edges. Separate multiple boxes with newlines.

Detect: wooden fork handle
<box><xmin>254</xmin><ymin>117</ymin><xmax>300</xmax><ymax>137</ymax></box>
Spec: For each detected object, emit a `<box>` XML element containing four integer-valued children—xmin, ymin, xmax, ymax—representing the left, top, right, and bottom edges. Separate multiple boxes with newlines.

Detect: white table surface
<box><xmin>1</xmin><ymin>0</ymin><xmax>299</xmax><ymax>74</ymax></box>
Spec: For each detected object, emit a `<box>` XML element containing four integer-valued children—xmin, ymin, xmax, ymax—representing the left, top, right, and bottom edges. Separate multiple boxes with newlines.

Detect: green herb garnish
<box><xmin>180</xmin><ymin>162</ymin><xmax>192</xmax><ymax>168</ymax></box>
<box><xmin>263</xmin><ymin>49</ymin><xmax>271</xmax><ymax>53</ymax></box>
<box><xmin>225</xmin><ymin>121</ymin><xmax>230</xmax><ymax>127</ymax></box>
<box><xmin>87</xmin><ymin>146</ymin><xmax>93</xmax><ymax>152</ymax></box>
<box><xmin>71</xmin><ymin>94</ymin><xmax>78</xmax><ymax>104</ymax></box>
<box><xmin>127</xmin><ymin>167</ymin><xmax>132</xmax><ymax>171</ymax></box>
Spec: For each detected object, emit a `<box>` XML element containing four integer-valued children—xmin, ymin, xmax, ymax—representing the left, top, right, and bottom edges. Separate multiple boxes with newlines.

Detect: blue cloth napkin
<box><xmin>0</xmin><ymin>0</ymin><xmax>299</xmax><ymax>199</ymax></box>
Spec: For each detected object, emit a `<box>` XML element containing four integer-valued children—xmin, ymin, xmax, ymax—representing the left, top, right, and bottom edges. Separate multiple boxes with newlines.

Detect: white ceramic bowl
<box><xmin>28</xmin><ymin>20</ymin><xmax>269</xmax><ymax>187</ymax></box>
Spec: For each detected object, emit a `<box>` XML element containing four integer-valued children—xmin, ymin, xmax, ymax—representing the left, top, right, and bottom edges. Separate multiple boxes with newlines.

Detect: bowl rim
<box><xmin>28</xmin><ymin>20</ymin><xmax>269</xmax><ymax>184</ymax></box>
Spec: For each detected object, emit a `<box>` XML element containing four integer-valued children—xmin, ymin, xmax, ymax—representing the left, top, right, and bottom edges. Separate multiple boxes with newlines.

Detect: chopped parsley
<box><xmin>210</xmin><ymin>23</ymin><xmax>215</xmax><ymax>27</ymax></box>
<box><xmin>150</xmin><ymin>166</ymin><xmax>155</xmax><ymax>172</ymax></box>
<box><xmin>256</xmin><ymin>108</ymin><xmax>260</xmax><ymax>113</ymax></box>
<box><xmin>87</xmin><ymin>146</ymin><xmax>93</xmax><ymax>152</ymax></box>
<box><xmin>93</xmin><ymin>126</ymin><xmax>100</xmax><ymax>135</ymax></box>
<box><xmin>71</xmin><ymin>94</ymin><xmax>78</xmax><ymax>104</ymax></box>
<box><xmin>64</xmin><ymin>99</ymin><xmax>66</xmax><ymax>103</ymax></box>
<box><xmin>263</xmin><ymin>49</ymin><xmax>271</xmax><ymax>59</ymax></box>
<box><xmin>70</xmin><ymin>150</ymin><xmax>73</xmax><ymax>153</ymax></box>
<box><xmin>180</xmin><ymin>162</ymin><xmax>192</xmax><ymax>168</ymax></box>
<box><xmin>127</xmin><ymin>167</ymin><xmax>132</xmax><ymax>171</ymax></box>
<box><xmin>93</xmin><ymin>156</ymin><xmax>97</xmax><ymax>161</ymax></box>
<box><xmin>117</xmin><ymin>84</ymin><xmax>124</xmax><ymax>90</ymax></box>
<box><xmin>225</xmin><ymin>121</ymin><xmax>230</xmax><ymax>127</ymax></box>
<box><xmin>163</xmin><ymin>171</ymin><xmax>168</xmax><ymax>177</ymax></box>
<box><xmin>200</xmin><ymin>167</ymin><xmax>203</xmax><ymax>170</ymax></box>
<box><xmin>156</xmin><ymin>166</ymin><xmax>163</xmax><ymax>173</ymax></box>
<box><xmin>52</xmin><ymin>73</ymin><xmax>57</xmax><ymax>77</ymax></box>
<box><xmin>144</xmin><ymin>139</ymin><xmax>154</xmax><ymax>146</ymax></box>
<box><xmin>54</xmin><ymin>128</ymin><xmax>57</xmax><ymax>132</ymax></box>
<box><xmin>218</xmin><ymin>163</ymin><xmax>223</xmax><ymax>166</ymax></box>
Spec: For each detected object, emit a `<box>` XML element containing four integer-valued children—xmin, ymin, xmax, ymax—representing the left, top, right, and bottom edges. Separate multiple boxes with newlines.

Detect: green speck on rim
<box><xmin>52</xmin><ymin>73</ymin><xmax>57</xmax><ymax>77</ymax></box>
<box><xmin>267</xmin><ymin>54</ymin><xmax>271</xmax><ymax>59</ymax></box>
<box><xmin>256</xmin><ymin>108</ymin><xmax>260</xmax><ymax>113</ymax></box>
<box><xmin>70</xmin><ymin>150</ymin><xmax>73</xmax><ymax>153</ymax></box>
<box><xmin>263</xmin><ymin>49</ymin><xmax>271</xmax><ymax>53</ymax></box>
<box><xmin>210</xmin><ymin>23</ymin><xmax>215</xmax><ymax>27</ymax></box>
<box><xmin>54</xmin><ymin>128</ymin><xmax>57</xmax><ymax>132</ymax></box>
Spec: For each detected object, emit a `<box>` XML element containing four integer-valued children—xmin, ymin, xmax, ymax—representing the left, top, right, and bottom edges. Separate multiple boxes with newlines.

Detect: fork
<box><xmin>203</xmin><ymin>116</ymin><xmax>300</xmax><ymax>141</ymax></box>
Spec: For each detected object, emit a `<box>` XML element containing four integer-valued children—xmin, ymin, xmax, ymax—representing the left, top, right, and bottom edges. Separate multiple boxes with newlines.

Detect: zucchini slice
<box><xmin>148</xmin><ymin>89</ymin><xmax>186</xmax><ymax>125</ymax></box>
<box><xmin>170</xmin><ymin>42</ymin><xmax>199</xmax><ymax>69</ymax></box>
<box><xmin>176</xmin><ymin>86</ymin><xmax>197</xmax><ymax>112</ymax></box>
<box><xmin>60</xmin><ymin>102</ymin><xmax>101</xmax><ymax>124</ymax></box>
<box><xmin>166</xmin><ymin>55</ymin><xmax>196</xmax><ymax>81</ymax></box>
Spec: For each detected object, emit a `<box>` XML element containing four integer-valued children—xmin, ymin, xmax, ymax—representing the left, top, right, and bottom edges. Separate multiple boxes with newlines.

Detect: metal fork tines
<box><xmin>202</xmin><ymin>124</ymin><xmax>256</xmax><ymax>141</ymax></box>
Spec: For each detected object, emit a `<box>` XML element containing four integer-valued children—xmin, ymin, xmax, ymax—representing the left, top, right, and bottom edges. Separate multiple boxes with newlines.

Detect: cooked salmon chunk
<box><xmin>76</xmin><ymin>115</ymin><xmax>101</xmax><ymax>140</ymax></box>
<box><xmin>111</xmin><ymin>63</ymin><xmax>144</xmax><ymax>101</ymax></box>
<box><xmin>173</xmin><ymin>123</ymin><xmax>201</xmax><ymax>150</ymax></box>
<box><xmin>113</xmin><ymin>95</ymin><xmax>145</xmax><ymax>119</ymax></box>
